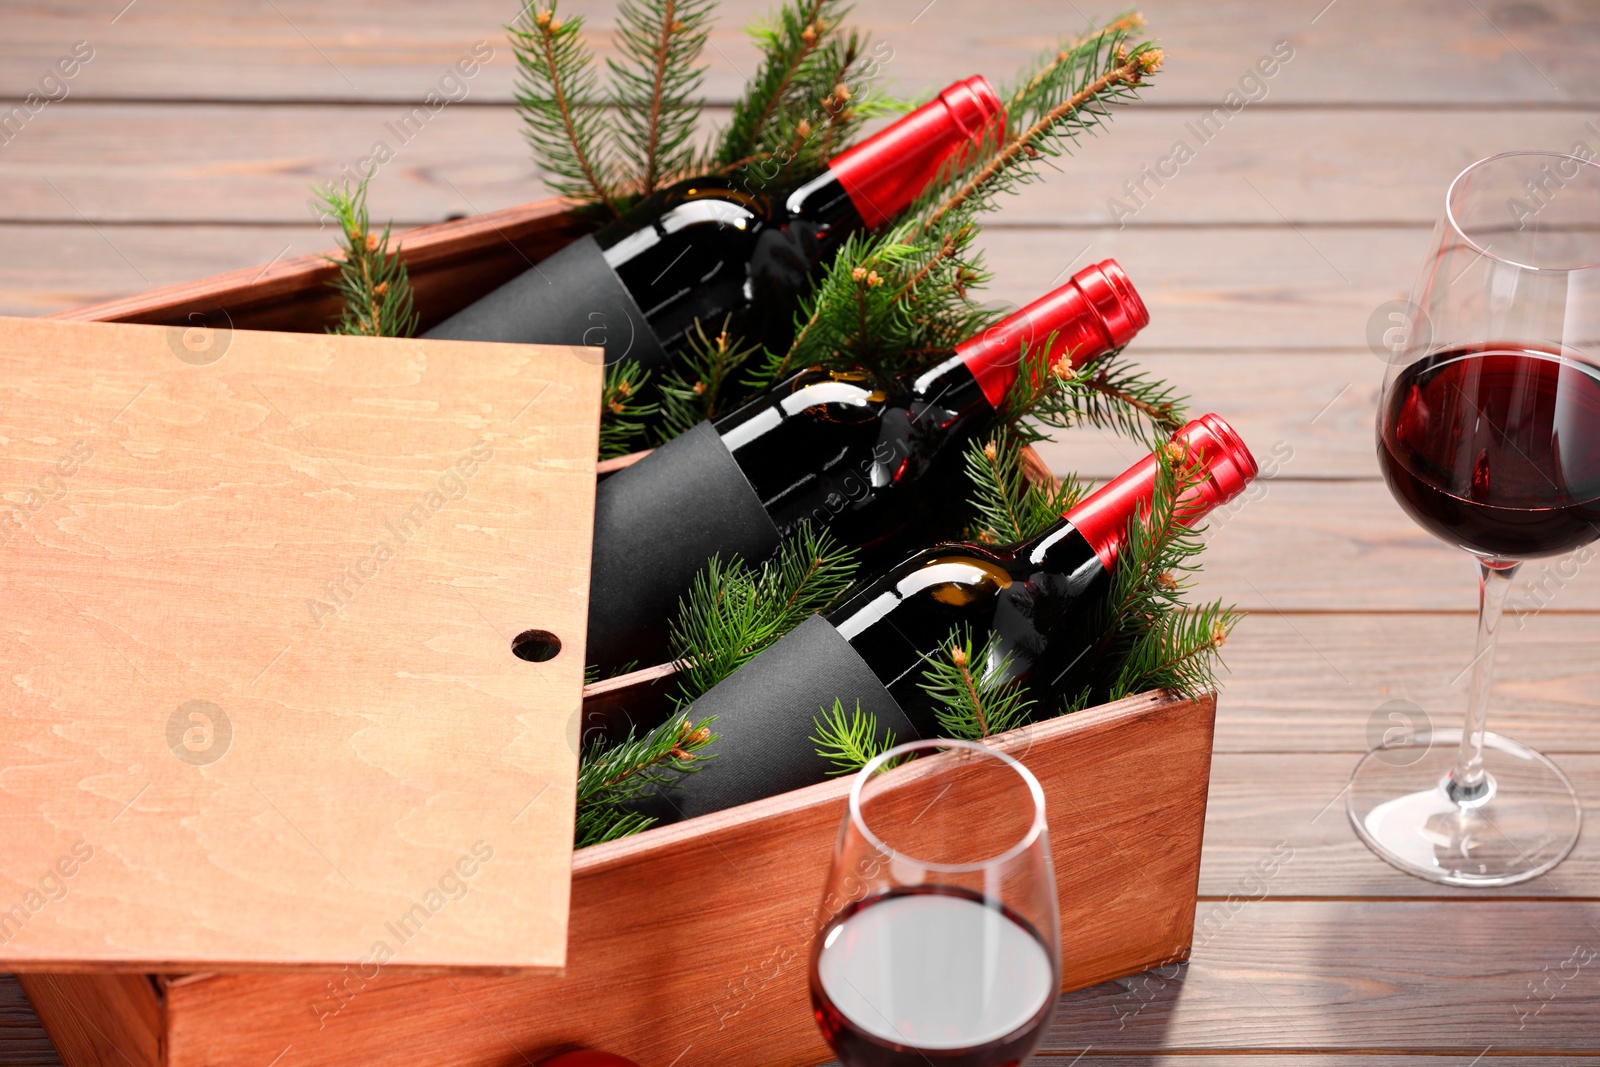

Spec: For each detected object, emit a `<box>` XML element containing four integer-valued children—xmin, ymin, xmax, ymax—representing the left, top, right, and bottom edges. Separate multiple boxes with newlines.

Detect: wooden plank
<box><xmin>1217</xmin><ymin>613</ymin><xmax>1600</xmax><ymax>754</ymax></box>
<box><xmin>140</xmin><ymin>693</ymin><xmax>1211</xmax><ymax>1067</ymax></box>
<box><xmin>0</xmin><ymin>318</ymin><xmax>600</xmax><ymax>973</ymax></box>
<box><xmin>2</xmin><ymin>106</ymin><xmax>1591</xmax><ymax>227</ymax></box>
<box><xmin>0</xmin><ymin>975</ymin><xmax>60</xmax><ymax>1067</ymax></box>
<box><xmin>0</xmin><ymin>223</ymin><xmax>1421</xmax><ymax>348</ymax></box>
<box><xmin>1199</xmin><ymin>753</ymin><xmax>1600</xmax><ymax>899</ymax></box>
<box><xmin>0</xmin><ymin>0</ymin><xmax>1595</xmax><ymax>105</ymax></box>
<box><xmin>1034</xmin><ymin>351</ymin><xmax>1380</xmax><ymax>481</ymax></box>
<box><xmin>10</xmin><ymin>976</ymin><xmax>154</xmax><ymax>1067</ymax></box>
<box><xmin>1045</xmin><ymin>899</ymin><xmax>1600</xmax><ymax>1051</ymax></box>
<box><xmin>1194</xmin><ymin>479</ymin><xmax>1600</xmax><ymax>612</ymax></box>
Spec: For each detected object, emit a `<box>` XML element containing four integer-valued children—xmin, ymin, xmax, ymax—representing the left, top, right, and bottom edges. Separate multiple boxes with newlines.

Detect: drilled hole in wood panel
<box><xmin>512</xmin><ymin>629</ymin><xmax>562</xmax><ymax>662</ymax></box>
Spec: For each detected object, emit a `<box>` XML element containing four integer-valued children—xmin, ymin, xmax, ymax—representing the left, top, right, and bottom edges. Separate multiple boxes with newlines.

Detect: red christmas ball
<box><xmin>541</xmin><ymin>1054</ymin><xmax>641</xmax><ymax>1067</ymax></box>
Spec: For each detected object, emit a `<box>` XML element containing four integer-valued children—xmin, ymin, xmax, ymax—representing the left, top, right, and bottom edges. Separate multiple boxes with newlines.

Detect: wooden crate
<box><xmin>25</xmin><ymin>199</ymin><xmax>1216</xmax><ymax>1067</ymax></box>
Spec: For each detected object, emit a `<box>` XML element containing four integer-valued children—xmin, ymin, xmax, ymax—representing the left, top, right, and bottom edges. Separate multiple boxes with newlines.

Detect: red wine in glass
<box><xmin>811</xmin><ymin>886</ymin><xmax>1057</xmax><ymax>1067</ymax></box>
<box><xmin>1378</xmin><ymin>344</ymin><xmax>1600</xmax><ymax>560</ymax></box>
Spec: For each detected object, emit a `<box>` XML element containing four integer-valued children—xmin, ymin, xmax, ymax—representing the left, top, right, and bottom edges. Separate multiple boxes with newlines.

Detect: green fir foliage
<box><xmin>810</xmin><ymin>698</ymin><xmax>899</xmax><ymax>775</ymax></box>
<box><xmin>607</xmin><ymin>0</ymin><xmax>716</xmax><ymax>196</ymax></box>
<box><xmin>315</xmin><ymin>178</ymin><xmax>418</xmax><ymax>338</ymax></box>
<box><xmin>669</xmin><ymin>521</ymin><xmax>858</xmax><ymax>702</ymax></box>
<box><xmin>963</xmin><ymin>432</ymin><xmax>1085</xmax><ymax>544</ymax></box>
<box><xmin>714</xmin><ymin>0</ymin><xmax>888</xmax><ymax>189</ymax></box>
<box><xmin>656</xmin><ymin>315</ymin><xmax>764</xmax><ymax>443</ymax></box>
<box><xmin>599</xmin><ymin>359</ymin><xmax>659</xmax><ymax>459</ymax></box>
<box><xmin>917</xmin><ymin>624</ymin><xmax>1037</xmax><ymax>741</ymax></box>
<box><xmin>574</xmin><ymin>714</ymin><xmax>718</xmax><ymax>846</ymax></box>
<box><xmin>511</xmin><ymin>2</ymin><xmax>623</xmax><ymax>216</ymax></box>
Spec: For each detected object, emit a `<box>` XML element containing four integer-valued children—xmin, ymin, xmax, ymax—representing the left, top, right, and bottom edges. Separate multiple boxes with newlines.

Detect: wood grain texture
<box><xmin>1215</xmin><ymin>614</ymin><xmax>1600</xmax><ymax>754</ymax></box>
<box><xmin>3</xmin><ymin>107</ymin><xmax>1594</xmax><ymax>227</ymax></box>
<box><xmin>1200</xmin><ymin>753</ymin><xmax>1600</xmax><ymax>898</ymax></box>
<box><xmin>1046</xmin><ymin>899</ymin><xmax>1600</xmax><ymax>1051</ymax></box>
<box><xmin>0</xmin><ymin>976</ymin><xmax>60</xmax><ymax>1067</ymax></box>
<box><xmin>11</xmin><ymin>976</ymin><xmax>155</xmax><ymax>1067</ymax></box>
<box><xmin>1</xmin><ymin>0</ymin><xmax>1595</xmax><ymax>104</ymax></box>
<box><xmin>0</xmin><ymin>222</ymin><xmax>1426</xmax><ymax>347</ymax></box>
<box><xmin>0</xmin><ymin>316</ymin><xmax>601</xmax><ymax>972</ymax></box>
<box><xmin>143</xmin><ymin>692</ymin><xmax>1212</xmax><ymax>1067</ymax></box>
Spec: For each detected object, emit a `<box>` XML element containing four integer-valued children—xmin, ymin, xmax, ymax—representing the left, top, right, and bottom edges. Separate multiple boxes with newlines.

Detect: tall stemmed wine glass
<box><xmin>1350</xmin><ymin>151</ymin><xmax>1599</xmax><ymax>886</ymax></box>
<box><xmin>810</xmin><ymin>740</ymin><xmax>1061</xmax><ymax>1066</ymax></box>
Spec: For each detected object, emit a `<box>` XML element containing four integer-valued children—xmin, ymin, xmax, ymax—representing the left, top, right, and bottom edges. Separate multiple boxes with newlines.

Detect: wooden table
<box><xmin>3</xmin><ymin>0</ymin><xmax>1599</xmax><ymax>1062</ymax></box>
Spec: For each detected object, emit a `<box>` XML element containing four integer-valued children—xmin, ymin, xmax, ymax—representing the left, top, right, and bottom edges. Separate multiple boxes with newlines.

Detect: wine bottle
<box><xmin>421</xmin><ymin>76</ymin><xmax>1004</xmax><ymax>375</ymax></box>
<box><xmin>587</xmin><ymin>260</ymin><xmax>1149</xmax><ymax>675</ymax></box>
<box><xmin>632</xmin><ymin>414</ymin><xmax>1257</xmax><ymax>822</ymax></box>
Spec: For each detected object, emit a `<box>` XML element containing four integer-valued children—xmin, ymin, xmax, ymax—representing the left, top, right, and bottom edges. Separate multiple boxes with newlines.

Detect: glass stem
<box><xmin>1447</xmin><ymin>558</ymin><xmax>1520</xmax><ymax>803</ymax></box>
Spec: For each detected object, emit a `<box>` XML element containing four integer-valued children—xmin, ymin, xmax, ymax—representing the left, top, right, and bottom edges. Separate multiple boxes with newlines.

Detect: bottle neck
<box><xmin>1036</xmin><ymin>414</ymin><xmax>1259</xmax><ymax>570</ymax></box>
<box><xmin>785</xmin><ymin>171</ymin><xmax>868</xmax><ymax>229</ymax></box>
<box><xmin>821</xmin><ymin>75</ymin><xmax>1003</xmax><ymax>228</ymax></box>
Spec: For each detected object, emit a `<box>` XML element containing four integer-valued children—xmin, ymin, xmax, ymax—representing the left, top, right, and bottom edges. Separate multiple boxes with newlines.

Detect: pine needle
<box><xmin>810</xmin><ymin>698</ymin><xmax>900</xmax><ymax>775</ymax></box>
<box><xmin>512</xmin><ymin>1</ymin><xmax>623</xmax><ymax>217</ymax></box>
<box><xmin>600</xmin><ymin>359</ymin><xmax>659</xmax><ymax>459</ymax></box>
<box><xmin>314</xmin><ymin>178</ymin><xmax>418</xmax><ymax>338</ymax></box>
<box><xmin>669</xmin><ymin>522</ymin><xmax>858</xmax><ymax>703</ymax></box>
<box><xmin>574</xmin><ymin>713</ymin><xmax>717</xmax><ymax>846</ymax></box>
<box><xmin>917</xmin><ymin>625</ymin><xmax>1037</xmax><ymax>741</ymax></box>
<box><xmin>608</xmin><ymin>0</ymin><xmax>715</xmax><ymax>195</ymax></box>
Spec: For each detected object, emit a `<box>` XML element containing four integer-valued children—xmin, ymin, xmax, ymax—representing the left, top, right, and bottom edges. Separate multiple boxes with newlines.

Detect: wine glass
<box><xmin>1350</xmin><ymin>151</ymin><xmax>1600</xmax><ymax>886</ymax></box>
<box><xmin>809</xmin><ymin>740</ymin><xmax>1060</xmax><ymax>1066</ymax></box>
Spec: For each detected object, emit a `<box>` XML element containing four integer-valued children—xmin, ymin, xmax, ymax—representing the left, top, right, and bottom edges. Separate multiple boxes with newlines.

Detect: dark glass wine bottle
<box><xmin>421</xmin><ymin>76</ymin><xmax>1004</xmax><ymax>375</ymax></box>
<box><xmin>633</xmin><ymin>414</ymin><xmax>1258</xmax><ymax>822</ymax></box>
<box><xmin>586</xmin><ymin>261</ymin><xmax>1149</xmax><ymax>675</ymax></box>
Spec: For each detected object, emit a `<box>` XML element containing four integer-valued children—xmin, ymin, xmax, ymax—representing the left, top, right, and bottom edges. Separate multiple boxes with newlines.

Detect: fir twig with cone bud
<box><xmin>918</xmin><ymin>625</ymin><xmax>1037</xmax><ymax>741</ymax></box>
<box><xmin>1078</xmin><ymin>440</ymin><xmax>1241</xmax><ymax>706</ymax></box>
<box><xmin>315</xmin><ymin>178</ymin><xmax>418</xmax><ymax>339</ymax></box>
<box><xmin>599</xmin><ymin>359</ymin><xmax>660</xmax><ymax>459</ymax></box>
<box><xmin>511</xmin><ymin>1</ymin><xmax>624</xmax><ymax>216</ymax></box>
<box><xmin>574</xmin><ymin>713</ymin><xmax>718</xmax><ymax>846</ymax></box>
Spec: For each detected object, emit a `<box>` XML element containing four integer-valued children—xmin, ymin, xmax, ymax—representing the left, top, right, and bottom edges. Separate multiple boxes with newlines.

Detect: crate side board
<box><xmin>48</xmin><ymin>198</ymin><xmax>589</xmax><ymax>334</ymax></box>
<box><xmin>16</xmin><ymin>973</ymin><xmax>163</xmax><ymax>1067</ymax></box>
<box><xmin>142</xmin><ymin>690</ymin><xmax>1214</xmax><ymax>1067</ymax></box>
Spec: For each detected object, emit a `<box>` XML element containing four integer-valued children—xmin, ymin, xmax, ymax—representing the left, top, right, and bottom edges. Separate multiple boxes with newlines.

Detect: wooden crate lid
<box><xmin>0</xmin><ymin>316</ymin><xmax>599</xmax><ymax>974</ymax></box>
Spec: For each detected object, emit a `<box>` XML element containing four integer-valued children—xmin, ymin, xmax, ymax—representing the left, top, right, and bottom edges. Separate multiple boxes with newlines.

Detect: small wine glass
<box><xmin>1350</xmin><ymin>151</ymin><xmax>1600</xmax><ymax>886</ymax></box>
<box><xmin>809</xmin><ymin>740</ymin><xmax>1061</xmax><ymax>1066</ymax></box>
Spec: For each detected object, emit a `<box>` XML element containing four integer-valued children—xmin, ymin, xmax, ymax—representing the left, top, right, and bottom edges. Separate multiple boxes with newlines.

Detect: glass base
<box><xmin>1347</xmin><ymin>729</ymin><xmax>1582</xmax><ymax>887</ymax></box>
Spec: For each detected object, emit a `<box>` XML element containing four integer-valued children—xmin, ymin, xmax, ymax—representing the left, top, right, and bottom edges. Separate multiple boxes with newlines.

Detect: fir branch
<box><xmin>1005</xmin><ymin>11</ymin><xmax>1148</xmax><ymax>118</ymax></box>
<box><xmin>962</xmin><ymin>433</ymin><xmax>1084</xmax><ymax>544</ymax></box>
<box><xmin>917</xmin><ymin>625</ymin><xmax>1036</xmax><ymax>741</ymax></box>
<box><xmin>714</xmin><ymin>0</ymin><xmax>834</xmax><ymax>167</ymax></box>
<box><xmin>810</xmin><ymin>698</ymin><xmax>900</xmax><ymax>775</ymax></box>
<box><xmin>599</xmin><ymin>359</ymin><xmax>659</xmax><ymax>459</ymax></box>
<box><xmin>574</xmin><ymin>713</ymin><xmax>716</xmax><ymax>846</ymax></box>
<box><xmin>512</xmin><ymin>1</ymin><xmax>622</xmax><ymax>216</ymax></box>
<box><xmin>918</xmin><ymin>30</ymin><xmax>1163</xmax><ymax>236</ymax></box>
<box><xmin>657</xmin><ymin>315</ymin><xmax>763</xmax><ymax>442</ymax></box>
<box><xmin>1109</xmin><ymin>599</ymin><xmax>1238</xmax><ymax>700</ymax></box>
<box><xmin>1000</xmin><ymin>346</ymin><xmax>1187</xmax><ymax>447</ymax></box>
<box><xmin>607</xmin><ymin>0</ymin><xmax>715</xmax><ymax>194</ymax></box>
<box><xmin>1082</xmin><ymin>440</ymin><xmax>1237</xmax><ymax>700</ymax></box>
<box><xmin>315</xmin><ymin>178</ymin><xmax>418</xmax><ymax>338</ymax></box>
<box><xmin>670</xmin><ymin>522</ymin><xmax>858</xmax><ymax>703</ymax></box>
